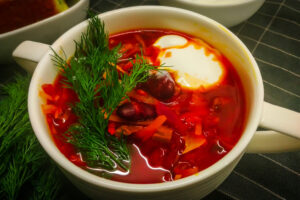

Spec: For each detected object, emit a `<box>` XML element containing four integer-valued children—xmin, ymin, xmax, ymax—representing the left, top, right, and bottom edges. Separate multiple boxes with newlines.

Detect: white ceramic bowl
<box><xmin>28</xmin><ymin>6</ymin><xmax>262</xmax><ymax>200</ymax></box>
<box><xmin>12</xmin><ymin>5</ymin><xmax>300</xmax><ymax>200</ymax></box>
<box><xmin>0</xmin><ymin>0</ymin><xmax>89</xmax><ymax>64</ymax></box>
<box><xmin>159</xmin><ymin>0</ymin><xmax>265</xmax><ymax>27</ymax></box>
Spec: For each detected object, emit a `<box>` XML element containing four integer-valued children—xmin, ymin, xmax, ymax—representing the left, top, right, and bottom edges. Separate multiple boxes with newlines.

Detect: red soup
<box><xmin>0</xmin><ymin>0</ymin><xmax>67</xmax><ymax>34</ymax></box>
<box><xmin>41</xmin><ymin>29</ymin><xmax>246</xmax><ymax>183</ymax></box>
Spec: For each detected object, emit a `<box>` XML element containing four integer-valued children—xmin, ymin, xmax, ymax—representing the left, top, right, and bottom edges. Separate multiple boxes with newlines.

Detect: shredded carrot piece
<box><xmin>116</xmin><ymin>125</ymin><xmax>144</xmax><ymax>136</ymax></box>
<box><xmin>135</xmin><ymin>115</ymin><xmax>167</xmax><ymax>141</ymax></box>
<box><xmin>152</xmin><ymin>125</ymin><xmax>173</xmax><ymax>143</ymax></box>
<box><xmin>39</xmin><ymin>90</ymin><xmax>53</xmax><ymax>101</ymax></box>
<box><xmin>174</xmin><ymin>174</ymin><xmax>182</xmax><ymax>180</ymax></box>
<box><xmin>41</xmin><ymin>104</ymin><xmax>57</xmax><ymax>114</ymax></box>
<box><xmin>116</xmin><ymin>64</ymin><xmax>128</xmax><ymax>74</ymax></box>
<box><xmin>108</xmin><ymin>114</ymin><xmax>124</xmax><ymax>122</ymax></box>
<box><xmin>194</xmin><ymin>123</ymin><xmax>202</xmax><ymax>136</ymax></box>
<box><xmin>128</xmin><ymin>90</ymin><xmax>157</xmax><ymax>105</ymax></box>
<box><xmin>183</xmin><ymin>134</ymin><xmax>206</xmax><ymax>154</ymax></box>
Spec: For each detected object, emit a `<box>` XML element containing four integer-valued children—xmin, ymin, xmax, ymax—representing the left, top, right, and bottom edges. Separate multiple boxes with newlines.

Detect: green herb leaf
<box><xmin>51</xmin><ymin>16</ymin><xmax>156</xmax><ymax>171</ymax></box>
<box><xmin>0</xmin><ymin>75</ymin><xmax>62</xmax><ymax>200</ymax></box>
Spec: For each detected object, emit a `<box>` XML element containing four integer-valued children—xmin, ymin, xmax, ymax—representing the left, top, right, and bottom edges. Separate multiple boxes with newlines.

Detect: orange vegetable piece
<box><xmin>108</xmin><ymin>113</ymin><xmax>124</xmax><ymax>122</ymax></box>
<box><xmin>174</xmin><ymin>174</ymin><xmax>182</xmax><ymax>180</ymax></box>
<box><xmin>152</xmin><ymin>125</ymin><xmax>173</xmax><ymax>143</ymax></box>
<box><xmin>135</xmin><ymin>115</ymin><xmax>167</xmax><ymax>141</ymax></box>
<box><xmin>194</xmin><ymin>123</ymin><xmax>202</xmax><ymax>136</ymax></box>
<box><xmin>41</xmin><ymin>104</ymin><xmax>57</xmax><ymax>114</ymax></box>
<box><xmin>127</xmin><ymin>90</ymin><xmax>157</xmax><ymax>105</ymax></box>
<box><xmin>183</xmin><ymin>134</ymin><xmax>206</xmax><ymax>154</ymax></box>
<box><xmin>39</xmin><ymin>90</ymin><xmax>53</xmax><ymax>101</ymax></box>
<box><xmin>116</xmin><ymin>125</ymin><xmax>144</xmax><ymax>136</ymax></box>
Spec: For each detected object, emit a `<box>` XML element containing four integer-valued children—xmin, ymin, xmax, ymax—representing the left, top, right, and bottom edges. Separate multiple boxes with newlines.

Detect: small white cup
<box><xmin>13</xmin><ymin>6</ymin><xmax>300</xmax><ymax>200</ymax></box>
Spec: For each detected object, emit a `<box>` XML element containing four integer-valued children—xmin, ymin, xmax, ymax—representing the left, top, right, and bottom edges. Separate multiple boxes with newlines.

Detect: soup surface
<box><xmin>0</xmin><ymin>0</ymin><xmax>68</xmax><ymax>34</ymax></box>
<box><xmin>41</xmin><ymin>29</ymin><xmax>246</xmax><ymax>183</ymax></box>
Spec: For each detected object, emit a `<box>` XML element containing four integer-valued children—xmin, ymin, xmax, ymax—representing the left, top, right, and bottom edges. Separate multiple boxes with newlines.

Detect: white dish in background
<box><xmin>159</xmin><ymin>0</ymin><xmax>265</xmax><ymax>27</ymax></box>
<box><xmin>0</xmin><ymin>0</ymin><xmax>89</xmax><ymax>64</ymax></box>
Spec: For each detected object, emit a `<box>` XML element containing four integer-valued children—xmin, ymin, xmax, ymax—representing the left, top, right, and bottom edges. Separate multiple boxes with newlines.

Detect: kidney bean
<box><xmin>116</xmin><ymin>101</ymin><xmax>156</xmax><ymax>121</ymax></box>
<box><xmin>117</xmin><ymin>102</ymin><xmax>136</xmax><ymax>120</ymax></box>
<box><xmin>143</xmin><ymin>71</ymin><xmax>175</xmax><ymax>101</ymax></box>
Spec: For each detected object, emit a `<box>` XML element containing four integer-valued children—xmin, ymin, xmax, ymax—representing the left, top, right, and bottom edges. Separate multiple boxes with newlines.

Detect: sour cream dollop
<box><xmin>153</xmin><ymin>35</ymin><xmax>225</xmax><ymax>90</ymax></box>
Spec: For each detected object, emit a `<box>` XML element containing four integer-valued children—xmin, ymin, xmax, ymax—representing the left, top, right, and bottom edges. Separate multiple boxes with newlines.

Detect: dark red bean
<box><xmin>116</xmin><ymin>101</ymin><xmax>156</xmax><ymax>121</ymax></box>
<box><xmin>143</xmin><ymin>71</ymin><xmax>175</xmax><ymax>101</ymax></box>
<box><xmin>116</xmin><ymin>102</ymin><xmax>137</xmax><ymax>120</ymax></box>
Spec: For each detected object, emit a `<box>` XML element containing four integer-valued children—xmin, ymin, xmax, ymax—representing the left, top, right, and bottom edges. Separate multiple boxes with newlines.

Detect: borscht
<box><xmin>0</xmin><ymin>0</ymin><xmax>68</xmax><ymax>34</ymax></box>
<box><xmin>41</xmin><ymin>17</ymin><xmax>246</xmax><ymax>184</ymax></box>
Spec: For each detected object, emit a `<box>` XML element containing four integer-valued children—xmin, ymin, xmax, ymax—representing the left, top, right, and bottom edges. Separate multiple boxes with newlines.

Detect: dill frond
<box><xmin>51</xmin><ymin>16</ymin><xmax>156</xmax><ymax>171</ymax></box>
<box><xmin>31</xmin><ymin>165</ymin><xmax>62</xmax><ymax>200</ymax></box>
<box><xmin>0</xmin><ymin>75</ymin><xmax>63</xmax><ymax>200</ymax></box>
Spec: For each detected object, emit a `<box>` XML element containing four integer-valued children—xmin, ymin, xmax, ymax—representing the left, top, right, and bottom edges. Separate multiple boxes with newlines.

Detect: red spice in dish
<box><xmin>41</xmin><ymin>29</ymin><xmax>246</xmax><ymax>183</ymax></box>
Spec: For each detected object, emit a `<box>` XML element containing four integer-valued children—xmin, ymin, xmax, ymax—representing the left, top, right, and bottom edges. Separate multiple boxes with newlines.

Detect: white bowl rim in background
<box><xmin>170</xmin><ymin>0</ymin><xmax>263</xmax><ymax>7</ymax></box>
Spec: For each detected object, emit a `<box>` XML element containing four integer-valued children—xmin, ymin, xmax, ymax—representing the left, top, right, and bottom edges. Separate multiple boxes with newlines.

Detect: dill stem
<box><xmin>104</xmin><ymin>148</ymin><xmax>128</xmax><ymax>171</ymax></box>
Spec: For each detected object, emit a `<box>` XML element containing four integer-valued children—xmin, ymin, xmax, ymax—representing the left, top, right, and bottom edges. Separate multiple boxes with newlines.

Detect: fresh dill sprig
<box><xmin>0</xmin><ymin>75</ymin><xmax>62</xmax><ymax>200</ymax></box>
<box><xmin>30</xmin><ymin>166</ymin><xmax>62</xmax><ymax>200</ymax></box>
<box><xmin>1</xmin><ymin>135</ymin><xmax>44</xmax><ymax>200</ymax></box>
<box><xmin>51</xmin><ymin>16</ymin><xmax>156</xmax><ymax>171</ymax></box>
<box><xmin>0</xmin><ymin>75</ymin><xmax>30</xmax><ymax>158</ymax></box>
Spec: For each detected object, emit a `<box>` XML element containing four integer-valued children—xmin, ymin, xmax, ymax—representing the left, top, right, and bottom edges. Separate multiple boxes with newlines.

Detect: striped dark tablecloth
<box><xmin>1</xmin><ymin>0</ymin><xmax>299</xmax><ymax>199</ymax></box>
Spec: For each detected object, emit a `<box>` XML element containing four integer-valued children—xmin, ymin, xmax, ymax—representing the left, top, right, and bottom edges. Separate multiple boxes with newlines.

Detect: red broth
<box><xmin>41</xmin><ymin>29</ymin><xmax>246</xmax><ymax>183</ymax></box>
<box><xmin>0</xmin><ymin>0</ymin><xmax>63</xmax><ymax>34</ymax></box>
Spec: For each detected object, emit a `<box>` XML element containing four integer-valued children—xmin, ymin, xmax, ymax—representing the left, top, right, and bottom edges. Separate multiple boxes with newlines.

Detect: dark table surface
<box><xmin>1</xmin><ymin>0</ymin><xmax>299</xmax><ymax>199</ymax></box>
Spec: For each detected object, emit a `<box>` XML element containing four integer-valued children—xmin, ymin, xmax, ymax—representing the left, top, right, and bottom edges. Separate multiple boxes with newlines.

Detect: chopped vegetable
<box><xmin>115</xmin><ymin>125</ymin><xmax>144</xmax><ymax>136</ymax></box>
<box><xmin>152</xmin><ymin>125</ymin><xmax>173</xmax><ymax>143</ymax></box>
<box><xmin>182</xmin><ymin>134</ymin><xmax>206</xmax><ymax>154</ymax></box>
<box><xmin>135</xmin><ymin>115</ymin><xmax>167</xmax><ymax>141</ymax></box>
<box><xmin>194</xmin><ymin>123</ymin><xmax>203</xmax><ymax>136</ymax></box>
<box><xmin>128</xmin><ymin>89</ymin><xmax>157</xmax><ymax>105</ymax></box>
<box><xmin>155</xmin><ymin>102</ymin><xmax>188</xmax><ymax>133</ymax></box>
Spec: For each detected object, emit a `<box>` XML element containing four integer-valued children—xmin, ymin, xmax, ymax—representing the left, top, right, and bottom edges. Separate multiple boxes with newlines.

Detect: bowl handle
<box><xmin>246</xmin><ymin>102</ymin><xmax>300</xmax><ymax>153</ymax></box>
<box><xmin>12</xmin><ymin>41</ymin><xmax>49</xmax><ymax>73</ymax></box>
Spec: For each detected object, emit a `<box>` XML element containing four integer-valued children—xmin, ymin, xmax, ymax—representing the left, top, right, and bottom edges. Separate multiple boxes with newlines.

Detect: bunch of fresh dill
<box><xmin>51</xmin><ymin>16</ymin><xmax>156</xmax><ymax>171</ymax></box>
<box><xmin>0</xmin><ymin>75</ymin><xmax>62</xmax><ymax>200</ymax></box>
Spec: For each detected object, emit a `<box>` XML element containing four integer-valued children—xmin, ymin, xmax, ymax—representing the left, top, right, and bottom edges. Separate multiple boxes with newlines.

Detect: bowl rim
<box><xmin>28</xmin><ymin>5</ymin><xmax>264</xmax><ymax>193</ymax></box>
<box><xmin>160</xmin><ymin>0</ymin><xmax>264</xmax><ymax>7</ymax></box>
<box><xmin>0</xmin><ymin>0</ymin><xmax>89</xmax><ymax>38</ymax></box>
